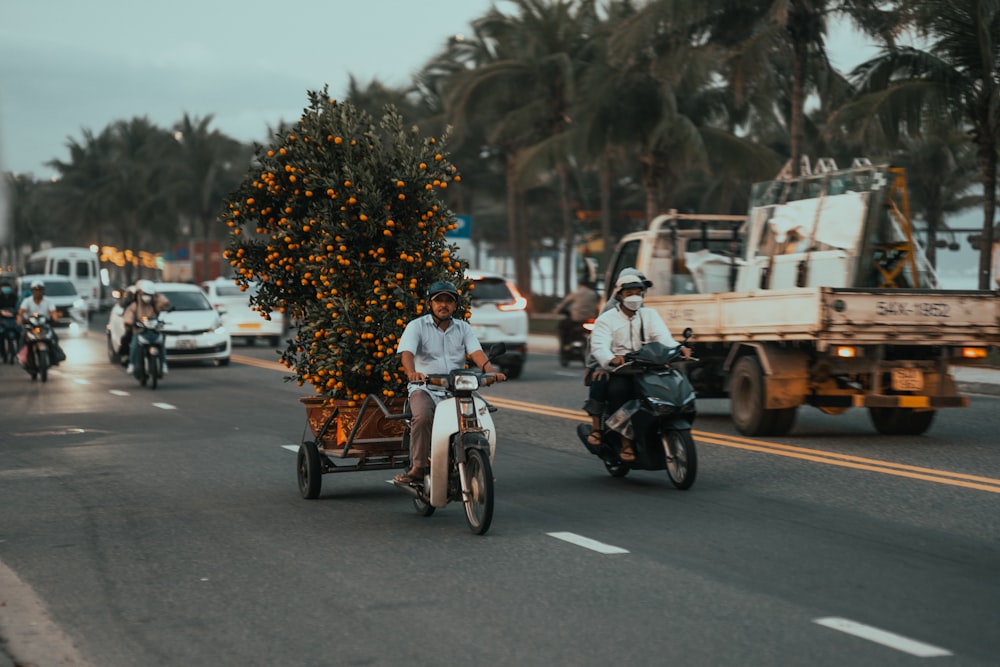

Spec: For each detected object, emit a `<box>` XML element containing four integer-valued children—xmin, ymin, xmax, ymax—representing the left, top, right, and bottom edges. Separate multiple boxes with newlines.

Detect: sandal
<box><xmin>619</xmin><ymin>445</ymin><xmax>636</xmax><ymax>462</ymax></box>
<box><xmin>587</xmin><ymin>430</ymin><xmax>603</xmax><ymax>447</ymax></box>
<box><xmin>393</xmin><ymin>469</ymin><xmax>423</xmax><ymax>485</ymax></box>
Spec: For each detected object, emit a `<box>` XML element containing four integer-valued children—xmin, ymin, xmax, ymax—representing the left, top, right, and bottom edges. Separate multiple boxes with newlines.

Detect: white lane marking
<box><xmin>813</xmin><ymin>617</ymin><xmax>952</xmax><ymax>657</ymax></box>
<box><xmin>109</xmin><ymin>390</ymin><xmax>130</xmax><ymax>397</ymax></box>
<box><xmin>73</xmin><ymin>378</ymin><xmax>91</xmax><ymax>385</ymax></box>
<box><xmin>554</xmin><ymin>371</ymin><xmax>580</xmax><ymax>378</ymax></box>
<box><xmin>281</xmin><ymin>445</ymin><xmax>299</xmax><ymax>452</ymax></box>
<box><xmin>153</xmin><ymin>402</ymin><xmax>177</xmax><ymax>411</ymax></box>
<box><xmin>547</xmin><ymin>532</ymin><xmax>629</xmax><ymax>554</ymax></box>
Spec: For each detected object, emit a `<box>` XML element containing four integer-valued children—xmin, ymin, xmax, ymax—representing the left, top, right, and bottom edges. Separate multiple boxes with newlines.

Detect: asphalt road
<box><xmin>1</xmin><ymin>326</ymin><xmax>999</xmax><ymax>666</ymax></box>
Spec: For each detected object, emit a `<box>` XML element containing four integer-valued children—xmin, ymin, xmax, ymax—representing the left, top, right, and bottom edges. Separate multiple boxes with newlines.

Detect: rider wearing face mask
<box><xmin>585</xmin><ymin>269</ymin><xmax>690</xmax><ymax>461</ymax></box>
<box><xmin>122</xmin><ymin>280</ymin><xmax>170</xmax><ymax>376</ymax></box>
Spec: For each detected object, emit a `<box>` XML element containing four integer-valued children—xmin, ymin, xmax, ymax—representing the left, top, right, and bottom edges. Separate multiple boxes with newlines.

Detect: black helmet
<box><xmin>426</xmin><ymin>280</ymin><xmax>459</xmax><ymax>300</ymax></box>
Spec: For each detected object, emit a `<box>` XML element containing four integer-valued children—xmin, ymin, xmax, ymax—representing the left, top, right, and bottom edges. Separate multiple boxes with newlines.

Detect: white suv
<box><xmin>465</xmin><ymin>270</ymin><xmax>528</xmax><ymax>379</ymax></box>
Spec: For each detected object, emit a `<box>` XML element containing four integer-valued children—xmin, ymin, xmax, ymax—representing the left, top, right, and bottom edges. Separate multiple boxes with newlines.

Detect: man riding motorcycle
<box><xmin>0</xmin><ymin>278</ymin><xmax>20</xmax><ymax>358</ymax></box>
<box><xmin>122</xmin><ymin>280</ymin><xmax>170</xmax><ymax>376</ymax></box>
<box><xmin>584</xmin><ymin>270</ymin><xmax>690</xmax><ymax>461</ymax></box>
<box><xmin>17</xmin><ymin>279</ymin><xmax>66</xmax><ymax>364</ymax></box>
<box><xmin>552</xmin><ymin>278</ymin><xmax>599</xmax><ymax>356</ymax></box>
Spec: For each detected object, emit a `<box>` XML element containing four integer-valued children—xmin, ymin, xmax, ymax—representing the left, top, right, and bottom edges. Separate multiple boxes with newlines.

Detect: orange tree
<box><xmin>218</xmin><ymin>88</ymin><xmax>467</xmax><ymax>404</ymax></box>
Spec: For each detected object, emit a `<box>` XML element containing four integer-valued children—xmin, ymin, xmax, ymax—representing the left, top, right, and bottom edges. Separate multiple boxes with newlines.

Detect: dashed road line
<box><xmin>152</xmin><ymin>402</ymin><xmax>177</xmax><ymax>411</ymax></box>
<box><xmin>547</xmin><ymin>531</ymin><xmax>629</xmax><ymax>554</ymax></box>
<box><xmin>814</xmin><ymin>617</ymin><xmax>952</xmax><ymax>657</ymax></box>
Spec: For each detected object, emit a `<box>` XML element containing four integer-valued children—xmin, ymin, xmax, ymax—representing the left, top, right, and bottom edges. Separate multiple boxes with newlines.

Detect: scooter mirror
<box><xmin>682</xmin><ymin>327</ymin><xmax>693</xmax><ymax>339</ymax></box>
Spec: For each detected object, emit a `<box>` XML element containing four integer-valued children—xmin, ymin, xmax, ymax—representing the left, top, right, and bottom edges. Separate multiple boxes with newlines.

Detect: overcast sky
<box><xmin>0</xmin><ymin>1</ymin><xmax>879</xmax><ymax>180</ymax></box>
<box><xmin>0</xmin><ymin>0</ymin><xmax>503</xmax><ymax>178</ymax></box>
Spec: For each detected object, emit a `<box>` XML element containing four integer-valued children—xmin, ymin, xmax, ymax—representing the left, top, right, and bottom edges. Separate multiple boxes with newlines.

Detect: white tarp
<box><xmin>767</xmin><ymin>190</ymin><xmax>869</xmax><ymax>251</ymax></box>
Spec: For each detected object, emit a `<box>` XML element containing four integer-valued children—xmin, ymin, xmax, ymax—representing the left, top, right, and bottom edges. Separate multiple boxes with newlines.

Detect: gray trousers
<box><xmin>407</xmin><ymin>389</ymin><xmax>436</xmax><ymax>470</ymax></box>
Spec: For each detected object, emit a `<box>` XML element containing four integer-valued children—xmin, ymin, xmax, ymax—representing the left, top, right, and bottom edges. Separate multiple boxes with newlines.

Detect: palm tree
<box><xmin>893</xmin><ymin>132</ymin><xmax>981</xmax><ymax>269</ymax></box>
<box><xmin>830</xmin><ymin>0</ymin><xmax>1000</xmax><ymax>288</ymax></box>
<box><xmin>172</xmin><ymin>114</ymin><xmax>250</xmax><ymax>282</ymax></box>
<box><xmin>705</xmin><ymin>0</ymin><xmax>909</xmax><ymax>176</ymax></box>
<box><xmin>47</xmin><ymin>127</ymin><xmax>117</xmax><ymax>249</ymax></box>
<box><xmin>445</xmin><ymin>0</ymin><xmax>587</xmax><ymax>297</ymax></box>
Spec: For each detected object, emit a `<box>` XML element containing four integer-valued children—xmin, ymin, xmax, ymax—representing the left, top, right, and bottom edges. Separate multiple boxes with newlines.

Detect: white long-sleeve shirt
<box><xmin>589</xmin><ymin>305</ymin><xmax>680</xmax><ymax>369</ymax></box>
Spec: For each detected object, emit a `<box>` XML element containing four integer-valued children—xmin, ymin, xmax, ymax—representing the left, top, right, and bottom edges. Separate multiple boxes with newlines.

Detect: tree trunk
<box><xmin>788</xmin><ymin>33</ymin><xmax>808</xmax><ymax>178</ymax></box>
<box><xmin>599</xmin><ymin>160</ymin><xmax>613</xmax><ymax>273</ymax></box>
<box><xmin>558</xmin><ymin>165</ymin><xmax>573</xmax><ymax>294</ymax></box>
<box><xmin>978</xmin><ymin>143</ymin><xmax>997</xmax><ymax>290</ymax></box>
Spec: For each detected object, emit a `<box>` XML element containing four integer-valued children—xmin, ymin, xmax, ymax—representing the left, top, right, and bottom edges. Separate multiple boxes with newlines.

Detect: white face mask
<box><xmin>622</xmin><ymin>294</ymin><xmax>643</xmax><ymax>311</ymax></box>
<box><xmin>141</xmin><ymin>294</ymin><xmax>153</xmax><ymax>304</ymax></box>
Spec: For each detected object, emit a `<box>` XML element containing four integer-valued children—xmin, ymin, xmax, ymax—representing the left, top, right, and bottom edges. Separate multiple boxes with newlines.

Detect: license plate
<box><xmin>891</xmin><ymin>367</ymin><xmax>923</xmax><ymax>391</ymax></box>
<box><xmin>175</xmin><ymin>337</ymin><xmax>197</xmax><ymax>350</ymax></box>
<box><xmin>237</xmin><ymin>322</ymin><xmax>261</xmax><ymax>330</ymax></box>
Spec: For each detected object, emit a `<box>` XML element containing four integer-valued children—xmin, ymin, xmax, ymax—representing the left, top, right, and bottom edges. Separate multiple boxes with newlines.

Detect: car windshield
<box><xmin>161</xmin><ymin>290</ymin><xmax>212</xmax><ymax>311</ymax></box>
<box><xmin>469</xmin><ymin>279</ymin><xmax>513</xmax><ymax>302</ymax></box>
<box><xmin>216</xmin><ymin>285</ymin><xmax>247</xmax><ymax>298</ymax></box>
<box><xmin>26</xmin><ymin>280</ymin><xmax>77</xmax><ymax>298</ymax></box>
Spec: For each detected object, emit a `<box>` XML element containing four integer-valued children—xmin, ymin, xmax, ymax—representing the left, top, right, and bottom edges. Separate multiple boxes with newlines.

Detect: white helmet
<box><xmin>614</xmin><ymin>268</ymin><xmax>652</xmax><ymax>294</ymax></box>
<box><xmin>136</xmin><ymin>280</ymin><xmax>156</xmax><ymax>294</ymax></box>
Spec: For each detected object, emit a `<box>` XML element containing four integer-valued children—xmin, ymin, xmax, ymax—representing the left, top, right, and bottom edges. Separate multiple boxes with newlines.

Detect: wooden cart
<box><xmin>296</xmin><ymin>395</ymin><xmax>410</xmax><ymax>499</ymax></box>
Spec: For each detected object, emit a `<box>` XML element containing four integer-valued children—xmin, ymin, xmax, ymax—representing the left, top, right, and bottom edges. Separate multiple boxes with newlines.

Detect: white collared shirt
<box><xmin>590</xmin><ymin>306</ymin><xmax>679</xmax><ymax>369</ymax></box>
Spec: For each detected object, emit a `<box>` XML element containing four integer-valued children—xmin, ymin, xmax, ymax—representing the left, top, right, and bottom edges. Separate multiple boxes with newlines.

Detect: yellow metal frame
<box><xmin>873</xmin><ymin>167</ymin><xmax>920</xmax><ymax>288</ymax></box>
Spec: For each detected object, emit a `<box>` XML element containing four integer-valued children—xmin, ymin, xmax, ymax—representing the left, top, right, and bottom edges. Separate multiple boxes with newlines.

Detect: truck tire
<box><xmin>730</xmin><ymin>355</ymin><xmax>797</xmax><ymax>437</ymax></box>
<box><xmin>868</xmin><ymin>407</ymin><xmax>935</xmax><ymax>436</ymax></box>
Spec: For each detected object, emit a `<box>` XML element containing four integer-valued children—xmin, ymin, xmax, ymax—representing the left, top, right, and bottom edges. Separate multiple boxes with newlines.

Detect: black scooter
<box><xmin>576</xmin><ymin>329</ymin><xmax>698</xmax><ymax>489</ymax></box>
<box><xmin>558</xmin><ymin>312</ymin><xmax>594</xmax><ymax>367</ymax></box>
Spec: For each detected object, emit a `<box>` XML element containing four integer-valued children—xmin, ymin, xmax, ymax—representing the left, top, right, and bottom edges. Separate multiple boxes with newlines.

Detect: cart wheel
<box><xmin>297</xmin><ymin>440</ymin><xmax>322</xmax><ymax>499</ymax></box>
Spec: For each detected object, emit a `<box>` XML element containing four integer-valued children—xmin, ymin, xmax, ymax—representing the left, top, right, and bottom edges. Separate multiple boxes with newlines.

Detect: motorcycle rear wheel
<box><xmin>412</xmin><ymin>495</ymin><xmax>436</xmax><ymax>517</ymax></box>
<box><xmin>662</xmin><ymin>429</ymin><xmax>697</xmax><ymax>490</ymax></box>
<box><xmin>603</xmin><ymin>459</ymin><xmax>630</xmax><ymax>477</ymax></box>
<box><xmin>462</xmin><ymin>448</ymin><xmax>494</xmax><ymax>535</ymax></box>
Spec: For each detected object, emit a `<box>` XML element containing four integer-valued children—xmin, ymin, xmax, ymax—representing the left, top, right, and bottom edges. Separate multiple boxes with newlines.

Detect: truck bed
<box><xmin>647</xmin><ymin>287</ymin><xmax>1000</xmax><ymax>350</ymax></box>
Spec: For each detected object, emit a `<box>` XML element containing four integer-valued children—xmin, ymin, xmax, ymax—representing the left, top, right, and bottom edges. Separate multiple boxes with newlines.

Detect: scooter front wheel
<box><xmin>462</xmin><ymin>448</ymin><xmax>494</xmax><ymax>535</ymax></box>
<box><xmin>662</xmin><ymin>429</ymin><xmax>697</xmax><ymax>490</ymax></box>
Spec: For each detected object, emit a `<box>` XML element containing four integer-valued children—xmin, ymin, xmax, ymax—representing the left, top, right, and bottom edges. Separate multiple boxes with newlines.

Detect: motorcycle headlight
<box><xmin>645</xmin><ymin>396</ymin><xmax>677</xmax><ymax>415</ymax></box>
<box><xmin>452</xmin><ymin>373</ymin><xmax>480</xmax><ymax>391</ymax></box>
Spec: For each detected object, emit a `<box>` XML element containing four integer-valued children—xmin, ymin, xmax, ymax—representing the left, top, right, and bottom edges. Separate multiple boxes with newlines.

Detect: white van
<box><xmin>24</xmin><ymin>247</ymin><xmax>101</xmax><ymax>314</ymax></box>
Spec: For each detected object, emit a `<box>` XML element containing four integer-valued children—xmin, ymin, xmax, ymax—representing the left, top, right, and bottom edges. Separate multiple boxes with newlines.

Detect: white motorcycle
<box><xmin>393</xmin><ymin>345</ymin><xmax>504</xmax><ymax>535</ymax></box>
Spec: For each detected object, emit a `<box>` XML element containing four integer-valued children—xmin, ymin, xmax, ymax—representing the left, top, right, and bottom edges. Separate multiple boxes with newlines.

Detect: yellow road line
<box><xmin>234</xmin><ymin>356</ymin><xmax>1000</xmax><ymax>493</ymax></box>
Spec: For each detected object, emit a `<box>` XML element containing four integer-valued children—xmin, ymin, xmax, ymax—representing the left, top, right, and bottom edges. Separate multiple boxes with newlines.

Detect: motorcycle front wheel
<box><xmin>147</xmin><ymin>354</ymin><xmax>159</xmax><ymax>390</ymax></box>
<box><xmin>36</xmin><ymin>348</ymin><xmax>49</xmax><ymax>383</ymax></box>
<box><xmin>462</xmin><ymin>448</ymin><xmax>494</xmax><ymax>535</ymax></box>
<box><xmin>662</xmin><ymin>429</ymin><xmax>697</xmax><ymax>490</ymax></box>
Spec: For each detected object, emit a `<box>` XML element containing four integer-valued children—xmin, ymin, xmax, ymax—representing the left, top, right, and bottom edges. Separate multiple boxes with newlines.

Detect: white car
<box><xmin>465</xmin><ymin>270</ymin><xmax>528</xmax><ymax>379</ymax></box>
<box><xmin>201</xmin><ymin>277</ymin><xmax>284</xmax><ymax>346</ymax></box>
<box><xmin>106</xmin><ymin>282</ymin><xmax>231</xmax><ymax>365</ymax></box>
<box><xmin>16</xmin><ymin>274</ymin><xmax>88</xmax><ymax>333</ymax></box>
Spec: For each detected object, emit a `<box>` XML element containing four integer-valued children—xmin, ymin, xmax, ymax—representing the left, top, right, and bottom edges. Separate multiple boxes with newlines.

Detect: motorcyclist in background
<box><xmin>122</xmin><ymin>280</ymin><xmax>170</xmax><ymax>376</ymax></box>
<box><xmin>0</xmin><ymin>278</ymin><xmax>21</xmax><ymax>358</ymax></box>
<box><xmin>17</xmin><ymin>279</ymin><xmax>66</xmax><ymax>364</ymax></box>
<box><xmin>552</xmin><ymin>278</ymin><xmax>599</xmax><ymax>353</ymax></box>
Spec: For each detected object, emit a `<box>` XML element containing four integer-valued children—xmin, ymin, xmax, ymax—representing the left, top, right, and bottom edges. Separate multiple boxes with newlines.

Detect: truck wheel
<box><xmin>504</xmin><ymin>362</ymin><xmax>523</xmax><ymax>380</ymax></box>
<box><xmin>730</xmin><ymin>356</ymin><xmax>772</xmax><ymax>435</ymax></box>
<box><xmin>869</xmin><ymin>408</ymin><xmax>935</xmax><ymax>436</ymax></box>
<box><xmin>730</xmin><ymin>356</ymin><xmax>797</xmax><ymax>436</ymax></box>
